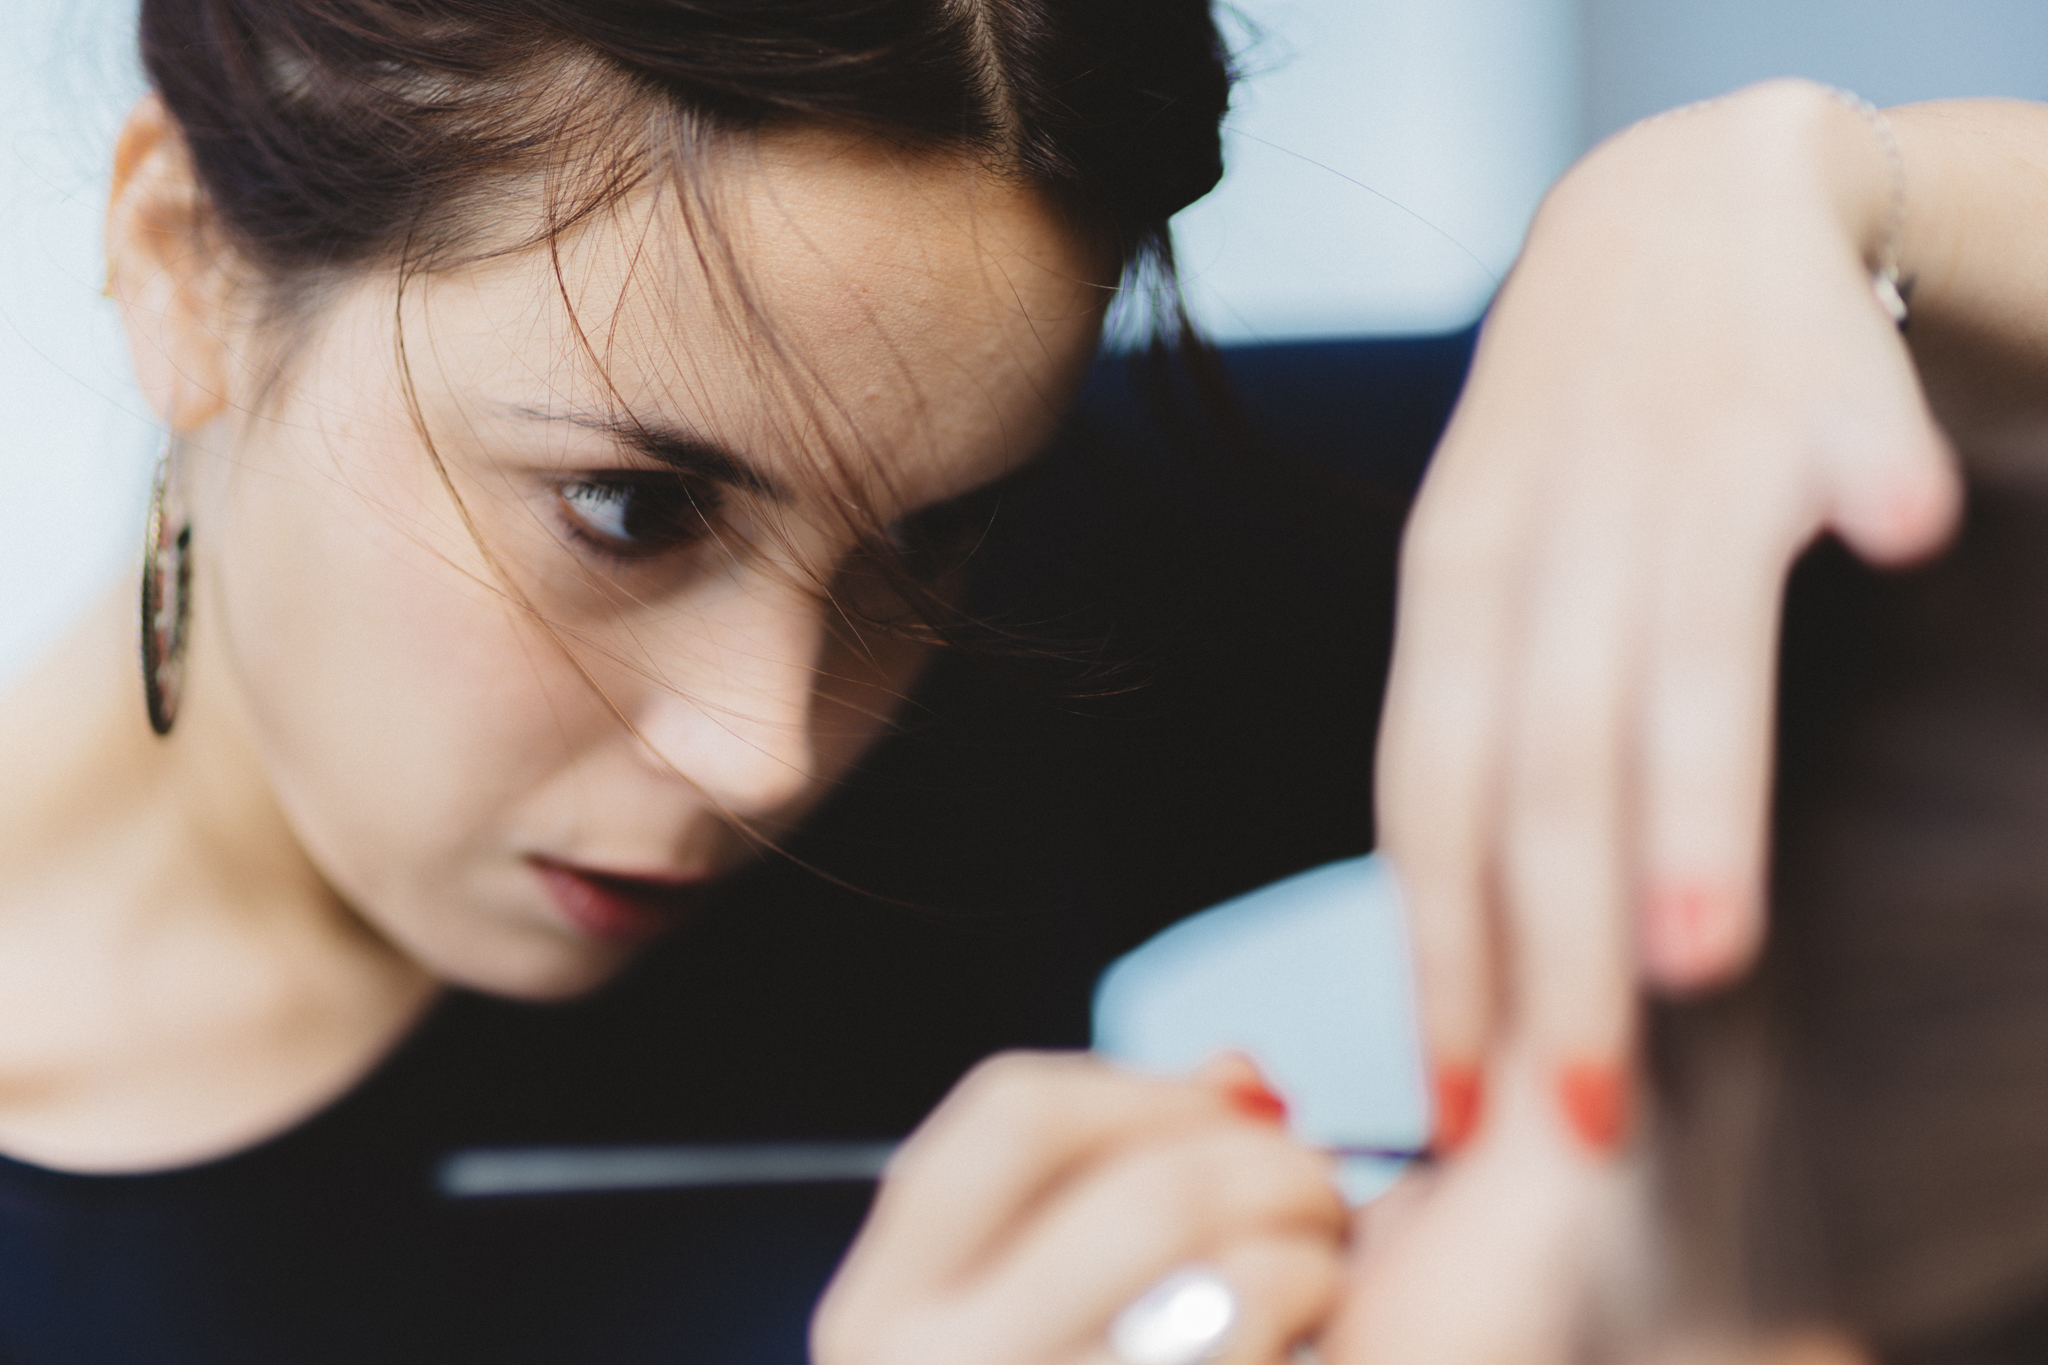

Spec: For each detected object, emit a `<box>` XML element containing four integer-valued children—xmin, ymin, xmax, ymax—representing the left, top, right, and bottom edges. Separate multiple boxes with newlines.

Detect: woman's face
<box><xmin>136</xmin><ymin>120</ymin><xmax>1109</xmax><ymax>998</ymax></box>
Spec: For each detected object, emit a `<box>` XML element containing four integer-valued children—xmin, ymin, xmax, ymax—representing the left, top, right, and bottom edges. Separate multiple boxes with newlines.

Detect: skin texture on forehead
<box><xmin>415</xmin><ymin>122</ymin><xmax>1114</xmax><ymax>523</ymax></box>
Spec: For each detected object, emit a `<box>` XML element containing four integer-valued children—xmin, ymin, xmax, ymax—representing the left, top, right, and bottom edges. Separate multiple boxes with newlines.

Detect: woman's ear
<box><xmin>105</xmin><ymin>94</ymin><xmax>234</xmax><ymax>433</ymax></box>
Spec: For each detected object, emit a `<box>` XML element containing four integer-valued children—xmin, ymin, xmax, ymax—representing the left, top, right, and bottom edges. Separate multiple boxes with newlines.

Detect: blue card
<box><xmin>1092</xmin><ymin>855</ymin><xmax>1430</xmax><ymax>1202</ymax></box>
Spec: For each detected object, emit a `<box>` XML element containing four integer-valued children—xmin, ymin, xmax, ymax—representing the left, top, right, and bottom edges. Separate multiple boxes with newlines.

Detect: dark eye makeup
<box><xmin>555</xmin><ymin>472</ymin><xmax>722</xmax><ymax>561</ymax></box>
<box><xmin>552</xmin><ymin>459</ymin><xmax>1014</xmax><ymax>582</ymax></box>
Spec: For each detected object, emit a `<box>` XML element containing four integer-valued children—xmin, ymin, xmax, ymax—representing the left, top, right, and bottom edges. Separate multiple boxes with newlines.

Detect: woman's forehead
<box><xmin>411</xmin><ymin>131</ymin><xmax>1104</xmax><ymax>491</ymax></box>
<box><xmin>542</xmin><ymin>127</ymin><xmax>1104</xmax><ymax>360</ymax></box>
<box><xmin>284</xmin><ymin>131</ymin><xmax>1105</xmax><ymax>517</ymax></box>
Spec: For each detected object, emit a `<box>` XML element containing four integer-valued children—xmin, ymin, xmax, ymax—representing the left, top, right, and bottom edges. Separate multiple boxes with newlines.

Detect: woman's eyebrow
<box><xmin>514</xmin><ymin>407</ymin><xmax>790</xmax><ymax>502</ymax></box>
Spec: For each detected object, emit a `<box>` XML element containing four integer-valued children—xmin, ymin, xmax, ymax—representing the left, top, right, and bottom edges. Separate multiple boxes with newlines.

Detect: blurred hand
<box><xmin>1375</xmin><ymin>79</ymin><xmax>1959</xmax><ymax>1146</ymax></box>
<box><xmin>1319</xmin><ymin>1051</ymin><xmax>1878</xmax><ymax>1365</ymax></box>
<box><xmin>812</xmin><ymin>1051</ymin><xmax>1348</xmax><ymax>1365</ymax></box>
<box><xmin>1322</xmin><ymin>1043</ymin><xmax>1619</xmax><ymax>1365</ymax></box>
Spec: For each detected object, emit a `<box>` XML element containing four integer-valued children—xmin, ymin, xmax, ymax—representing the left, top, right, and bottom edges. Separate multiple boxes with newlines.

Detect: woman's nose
<box><xmin>628</xmin><ymin>575</ymin><xmax>826</xmax><ymax>821</ymax></box>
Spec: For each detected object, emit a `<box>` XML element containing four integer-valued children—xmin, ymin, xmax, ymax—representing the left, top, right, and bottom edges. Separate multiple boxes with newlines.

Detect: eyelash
<box><xmin>552</xmin><ymin>469</ymin><xmax>1002</xmax><ymax>585</ymax></box>
<box><xmin>554</xmin><ymin>474</ymin><xmax>721</xmax><ymax>563</ymax></box>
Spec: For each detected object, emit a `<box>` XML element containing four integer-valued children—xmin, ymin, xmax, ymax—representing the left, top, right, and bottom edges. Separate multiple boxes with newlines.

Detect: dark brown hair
<box><xmin>1649</xmin><ymin>474</ymin><xmax>2048</xmax><ymax>1362</ymax></box>
<box><xmin>136</xmin><ymin>0</ymin><xmax>1239</xmax><ymax>718</ymax></box>
<box><xmin>139</xmin><ymin>0</ymin><xmax>1228</xmax><ymax>305</ymax></box>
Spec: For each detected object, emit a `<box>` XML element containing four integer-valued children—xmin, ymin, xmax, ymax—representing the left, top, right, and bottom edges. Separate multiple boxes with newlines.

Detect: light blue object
<box><xmin>1093</xmin><ymin>855</ymin><xmax>1430</xmax><ymax>1203</ymax></box>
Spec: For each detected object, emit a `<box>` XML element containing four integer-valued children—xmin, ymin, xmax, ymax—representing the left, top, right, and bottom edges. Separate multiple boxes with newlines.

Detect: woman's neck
<box><xmin>0</xmin><ymin>583</ymin><xmax>437</xmax><ymax>1173</ymax></box>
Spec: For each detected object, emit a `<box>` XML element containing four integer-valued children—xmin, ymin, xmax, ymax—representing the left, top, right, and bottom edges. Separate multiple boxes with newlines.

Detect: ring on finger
<box><xmin>1107</xmin><ymin>1264</ymin><xmax>1238</xmax><ymax>1365</ymax></box>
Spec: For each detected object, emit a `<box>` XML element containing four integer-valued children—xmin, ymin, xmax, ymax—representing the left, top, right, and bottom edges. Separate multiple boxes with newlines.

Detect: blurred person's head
<box><xmin>1639</xmin><ymin>468</ymin><xmax>2048</xmax><ymax>1365</ymax></box>
<box><xmin>108</xmin><ymin>0</ymin><xmax>1228</xmax><ymax>997</ymax></box>
<box><xmin>1334</xmin><ymin>469</ymin><xmax>2048</xmax><ymax>1365</ymax></box>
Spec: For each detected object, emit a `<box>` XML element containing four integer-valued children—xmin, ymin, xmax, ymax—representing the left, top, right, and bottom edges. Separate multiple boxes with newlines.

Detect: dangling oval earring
<box><xmin>140</xmin><ymin>443</ymin><xmax>191</xmax><ymax>736</ymax></box>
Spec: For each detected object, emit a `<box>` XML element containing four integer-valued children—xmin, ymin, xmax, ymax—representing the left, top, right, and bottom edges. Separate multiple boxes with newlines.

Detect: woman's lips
<box><xmin>529</xmin><ymin>859</ymin><xmax>713</xmax><ymax>944</ymax></box>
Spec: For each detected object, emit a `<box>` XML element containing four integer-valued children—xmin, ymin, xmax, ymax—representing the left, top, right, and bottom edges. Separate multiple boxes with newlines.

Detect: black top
<box><xmin>0</xmin><ymin>333</ymin><xmax>1471</xmax><ymax>1364</ymax></box>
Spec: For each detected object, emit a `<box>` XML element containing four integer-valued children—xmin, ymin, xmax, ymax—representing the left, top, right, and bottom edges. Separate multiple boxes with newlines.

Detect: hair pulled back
<box><xmin>1645</xmin><ymin>476</ymin><xmax>2048</xmax><ymax>1362</ymax></box>
<box><xmin>140</xmin><ymin>0</ymin><xmax>1230</xmax><ymax>290</ymax></box>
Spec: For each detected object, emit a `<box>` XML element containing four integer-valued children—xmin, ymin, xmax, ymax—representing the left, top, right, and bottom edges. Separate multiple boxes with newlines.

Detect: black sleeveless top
<box><xmin>0</xmin><ymin>336</ymin><xmax>1466</xmax><ymax>1364</ymax></box>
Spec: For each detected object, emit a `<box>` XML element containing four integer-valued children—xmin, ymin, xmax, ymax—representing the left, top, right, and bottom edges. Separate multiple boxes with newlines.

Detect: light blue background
<box><xmin>1093</xmin><ymin>855</ymin><xmax>1427</xmax><ymax>1203</ymax></box>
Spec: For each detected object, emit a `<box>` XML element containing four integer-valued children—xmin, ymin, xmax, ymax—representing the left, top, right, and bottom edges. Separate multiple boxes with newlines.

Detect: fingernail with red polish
<box><xmin>1222</xmin><ymin>1072</ymin><xmax>1290</xmax><ymax>1126</ymax></box>
<box><xmin>1645</xmin><ymin>882</ymin><xmax>1728</xmax><ymax>987</ymax></box>
<box><xmin>1556</xmin><ymin>1061</ymin><xmax>1630</xmax><ymax>1154</ymax></box>
<box><xmin>1886</xmin><ymin>486</ymin><xmax>1936</xmax><ymax>545</ymax></box>
<box><xmin>1430</xmin><ymin>1063</ymin><xmax>1482</xmax><ymax>1155</ymax></box>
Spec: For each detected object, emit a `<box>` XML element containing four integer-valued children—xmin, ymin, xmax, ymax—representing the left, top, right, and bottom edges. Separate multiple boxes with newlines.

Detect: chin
<box><xmin>422</xmin><ymin>931</ymin><xmax>639</xmax><ymax>1003</ymax></box>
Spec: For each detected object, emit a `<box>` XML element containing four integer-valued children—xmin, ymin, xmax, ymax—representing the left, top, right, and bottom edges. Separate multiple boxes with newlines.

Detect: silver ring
<box><xmin>1107</xmin><ymin>1264</ymin><xmax>1239</xmax><ymax>1365</ymax></box>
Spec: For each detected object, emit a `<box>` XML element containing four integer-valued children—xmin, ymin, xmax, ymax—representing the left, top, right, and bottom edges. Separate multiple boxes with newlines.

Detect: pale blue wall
<box><xmin>1172</xmin><ymin>0</ymin><xmax>1583</xmax><ymax>341</ymax></box>
<box><xmin>1585</xmin><ymin>0</ymin><xmax>2048</xmax><ymax>139</ymax></box>
<box><xmin>0</xmin><ymin>0</ymin><xmax>153</xmax><ymax>692</ymax></box>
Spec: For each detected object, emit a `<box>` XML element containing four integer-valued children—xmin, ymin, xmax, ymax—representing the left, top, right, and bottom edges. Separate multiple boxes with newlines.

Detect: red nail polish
<box><xmin>1556</xmin><ymin>1061</ymin><xmax>1630</xmax><ymax>1154</ymax></box>
<box><xmin>1886</xmin><ymin>486</ymin><xmax>1936</xmax><ymax>544</ymax></box>
<box><xmin>1430</xmin><ymin>1063</ymin><xmax>1482</xmax><ymax>1155</ymax></box>
<box><xmin>1648</xmin><ymin>883</ymin><xmax>1705</xmax><ymax>961</ymax></box>
<box><xmin>1645</xmin><ymin>882</ymin><xmax>1733</xmax><ymax>988</ymax></box>
<box><xmin>1222</xmin><ymin>1074</ymin><xmax>1289</xmax><ymax>1125</ymax></box>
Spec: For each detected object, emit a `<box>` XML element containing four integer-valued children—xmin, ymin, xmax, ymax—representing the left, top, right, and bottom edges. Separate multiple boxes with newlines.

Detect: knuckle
<box><xmin>814</xmin><ymin>1279</ymin><xmax>969</xmax><ymax>1365</ymax></box>
<box><xmin>1232</xmin><ymin>1233</ymin><xmax>1345</xmax><ymax>1308</ymax></box>
<box><xmin>1511</xmin><ymin>673</ymin><xmax>1625</xmax><ymax>780</ymax></box>
<box><xmin>812</xmin><ymin>1313</ymin><xmax>934</xmax><ymax>1365</ymax></box>
<box><xmin>1510</xmin><ymin>728</ymin><xmax>1611</xmax><ymax>820</ymax></box>
<box><xmin>894</xmin><ymin>1050</ymin><xmax>1078</xmax><ymax>1176</ymax></box>
<box><xmin>949</xmin><ymin>1050</ymin><xmax>1085</xmax><ymax>1129</ymax></box>
<box><xmin>807</xmin><ymin>1300</ymin><xmax>856</xmax><ymax>1365</ymax></box>
<box><xmin>1399</xmin><ymin>506</ymin><xmax>1505</xmax><ymax>590</ymax></box>
<box><xmin>1211</xmin><ymin>1238</ymin><xmax>1346</xmax><ymax>1365</ymax></box>
<box><xmin>809</xmin><ymin>1288</ymin><xmax>885</xmax><ymax>1365</ymax></box>
<box><xmin>1175</xmin><ymin>1130</ymin><xmax>1346</xmax><ymax>1233</ymax></box>
<box><xmin>1108</xmin><ymin>1141</ymin><xmax>1210</xmax><ymax>1216</ymax></box>
<box><xmin>960</xmin><ymin>1048</ymin><xmax>1064</xmax><ymax>1095</ymax></box>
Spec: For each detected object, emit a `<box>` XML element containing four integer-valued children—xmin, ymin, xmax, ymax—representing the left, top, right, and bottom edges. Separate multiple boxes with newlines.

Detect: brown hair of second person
<box><xmin>1649</xmin><ymin>473</ymin><xmax>2048</xmax><ymax>1363</ymax></box>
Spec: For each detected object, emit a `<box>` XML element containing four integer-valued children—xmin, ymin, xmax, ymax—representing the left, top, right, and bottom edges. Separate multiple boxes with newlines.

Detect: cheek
<box><xmin>205</xmin><ymin>438</ymin><xmax>604</xmax><ymax>912</ymax></box>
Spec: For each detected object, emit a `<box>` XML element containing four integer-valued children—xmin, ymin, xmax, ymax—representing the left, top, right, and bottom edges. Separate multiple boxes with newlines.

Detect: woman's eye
<box><xmin>562</xmin><ymin>481</ymin><xmax>633</xmax><ymax>541</ymax></box>
<box><xmin>557</xmin><ymin>477</ymin><xmax>715</xmax><ymax>557</ymax></box>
